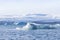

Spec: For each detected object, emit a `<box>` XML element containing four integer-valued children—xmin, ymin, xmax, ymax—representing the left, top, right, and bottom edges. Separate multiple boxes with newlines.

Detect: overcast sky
<box><xmin>0</xmin><ymin>0</ymin><xmax>60</xmax><ymax>17</ymax></box>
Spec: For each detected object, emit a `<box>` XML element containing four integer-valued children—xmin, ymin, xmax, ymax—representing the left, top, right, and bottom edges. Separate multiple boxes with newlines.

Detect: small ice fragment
<box><xmin>16</xmin><ymin>27</ymin><xmax>21</xmax><ymax>30</ymax></box>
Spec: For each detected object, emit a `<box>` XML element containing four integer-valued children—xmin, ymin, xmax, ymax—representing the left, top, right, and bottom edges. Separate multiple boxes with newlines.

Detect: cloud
<box><xmin>0</xmin><ymin>0</ymin><xmax>60</xmax><ymax>17</ymax></box>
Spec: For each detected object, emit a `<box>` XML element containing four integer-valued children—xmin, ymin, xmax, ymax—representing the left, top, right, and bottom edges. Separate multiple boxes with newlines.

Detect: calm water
<box><xmin>0</xmin><ymin>29</ymin><xmax>60</xmax><ymax>40</ymax></box>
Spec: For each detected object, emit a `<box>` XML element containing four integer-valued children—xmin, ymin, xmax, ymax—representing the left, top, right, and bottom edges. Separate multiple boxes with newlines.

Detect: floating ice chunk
<box><xmin>22</xmin><ymin>23</ymin><xmax>32</xmax><ymax>30</ymax></box>
<box><xmin>16</xmin><ymin>23</ymin><xmax>32</xmax><ymax>30</ymax></box>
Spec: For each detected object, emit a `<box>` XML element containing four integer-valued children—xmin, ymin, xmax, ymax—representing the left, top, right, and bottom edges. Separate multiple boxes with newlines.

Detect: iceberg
<box><xmin>0</xmin><ymin>14</ymin><xmax>60</xmax><ymax>30</ymax></box>
<box><xmin>16</xmin><ymin>23</ymin><xmax>32</xmax><ymax>30</ymax></box>
<box><xmin>15</xmin><ymin>22</ymin><xmax>58</xmax><ymax>30</ymax></box>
